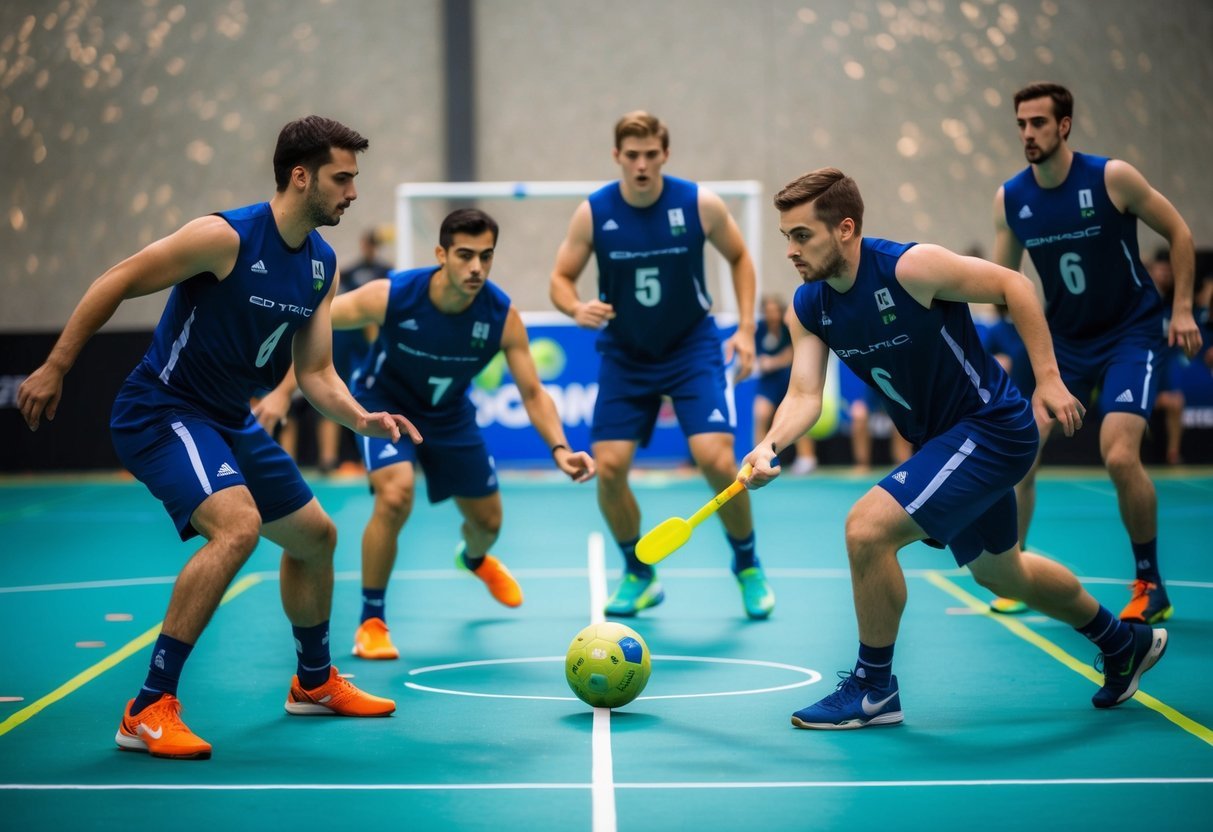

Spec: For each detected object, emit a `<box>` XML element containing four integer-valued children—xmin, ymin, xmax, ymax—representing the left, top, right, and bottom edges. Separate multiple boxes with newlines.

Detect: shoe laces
<box><xmin>138</xmin><ymin>693</ymin><xmax>183</xmax><ymax>724</ymax></box>
<box><xmin>1129</xmin><ymin>579</ymin><xmax>1151</xmax><ymax>597</ymax></box>
<box><xmin>817</xmin><ymin>671</ymin><xmax>866</xmax><ymax>711</ymax></box>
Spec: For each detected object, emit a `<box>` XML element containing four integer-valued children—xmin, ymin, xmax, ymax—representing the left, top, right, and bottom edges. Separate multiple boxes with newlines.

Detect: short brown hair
<box><xmin>614</xmin><ymin>110</ymin><xmax>669</xmax><ymax>151</ymax></box>
<box><xmin>273</xmin><ymin>115</ymin><xmax>369</xmax><ymax>191</ymax></box>
<box><xmin>1013</xmin><ymin>82</ymin><xmax>1073</xmax><ymax>139</ymax></box>
<box><xmin>773</xmin><ymin>168</ymin><xmax>864</xmax><ymax>235</ymax></box>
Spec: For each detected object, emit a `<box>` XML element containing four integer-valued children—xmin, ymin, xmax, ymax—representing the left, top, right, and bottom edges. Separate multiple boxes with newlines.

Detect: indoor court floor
<box><xmin>2</xmin><ymin>468</ymin><xmax>1210</xmax><ymax>830</ymax></box>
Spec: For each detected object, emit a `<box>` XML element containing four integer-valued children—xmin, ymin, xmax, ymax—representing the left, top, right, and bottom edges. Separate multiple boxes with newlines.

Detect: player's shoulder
<box><xmin>482</xmin><ymin>278</ymin><xmax>512</xmax><ymax>311</ymax></box>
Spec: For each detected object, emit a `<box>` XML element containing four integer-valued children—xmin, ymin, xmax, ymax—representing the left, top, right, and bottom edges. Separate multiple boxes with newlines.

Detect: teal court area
<box><xmin>1</xmin><ymin>470</ymin><xmax>1211</xmax><ymax>830</ymax></box>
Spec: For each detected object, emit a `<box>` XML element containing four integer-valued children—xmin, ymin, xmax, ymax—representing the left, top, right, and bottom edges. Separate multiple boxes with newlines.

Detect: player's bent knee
<box><xmin>375</xmin><ymin>485</ymin><xmax>415</xmax><ymax>521</ymax></box>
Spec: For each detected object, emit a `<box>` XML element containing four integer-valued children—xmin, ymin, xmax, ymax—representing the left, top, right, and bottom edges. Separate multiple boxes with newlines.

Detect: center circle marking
<box><xmin>405</xmin><ymin>655</ymin><xmax>822</xmax><ymax>701</ymax></box>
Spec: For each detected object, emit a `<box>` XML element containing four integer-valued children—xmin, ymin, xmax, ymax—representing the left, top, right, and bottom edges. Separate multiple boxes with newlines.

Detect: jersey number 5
<box><xmin>635</xmin><ymin>267</ymin><xmax>661</xmax><ymax>307</ymax></box>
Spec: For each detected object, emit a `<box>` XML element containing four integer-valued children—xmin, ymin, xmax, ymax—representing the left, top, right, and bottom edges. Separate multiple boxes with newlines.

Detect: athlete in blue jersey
<box><xmin>753</xmin><ymin>295</ymin><xmax>817</xmax><ymax>475</ymax></box>
<box><xmin>262</xmin><ymin>209</ymin><xmax>594</xmax><ymax>660</ymax></box>
<box><xmin>18</xmin><ymin>116</ymin><xmax>421</xmax><ymax>759</ymax></box>
<box><xmin>550</xmin><ymin>111</ymin><xmax>772</xmax><ymax>619</ymax></box>
<box><xmin>993</xmin><ymin>83</ymin><xmax>1203</xmax><ymax>624</ymax></box>
<box><xmin>743</xmin><ymin>168</ymin><xmax>1167</xmax><ymax>730</ymax></box>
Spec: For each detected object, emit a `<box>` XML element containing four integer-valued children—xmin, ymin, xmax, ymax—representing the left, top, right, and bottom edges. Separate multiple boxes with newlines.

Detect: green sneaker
<box><xmin>604</xmin><ymin>573</ymin><xmax>664</xmax><ymax>617</ymax></box>
<box><xmin>737</xmin><ymin>567</ymin><xmax>775</xmax><ymax>619</ymax></box>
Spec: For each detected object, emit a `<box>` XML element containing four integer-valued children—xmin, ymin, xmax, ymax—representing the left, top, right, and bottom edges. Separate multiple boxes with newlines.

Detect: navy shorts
<box><xmin>592</xmin><ymin>322</ymin><xmax>733</xmax><ymax>446</ymax></box>
<box><xmin>360</xmin><ymin>429</ymin><xmax>498</xmax><ymax>504</ymax></box>
<box><xmin>110</xmin><ymin>399</ymin><xmax>313</xmax><ymax>541</ymax></box>
<box><xmin>877</xmin><ymin>407</ymin><xmax>1038</xmax><ymax>565</ymax></box>
<box><xmin>1053</xmin><ymin>319</ymin><xmax>1162</xmax><ymax>419</ymax></box>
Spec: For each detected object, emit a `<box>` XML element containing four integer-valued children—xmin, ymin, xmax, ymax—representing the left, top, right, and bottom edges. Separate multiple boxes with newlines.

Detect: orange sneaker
<box><xmin>352</xmin><ymin>617</ymin><xmax>400</xmax><ymax>660</ymax></box>
<box><xmin>1119</xmin><ymin>579</ymin><xmax>1174</xmax><ymax>624</ymax></box>
<box><xmin>456</xmin><ymin>546</ymin><xmax>523</xmax><ymax>607</ymax></box>
<box><xmin>285</xmin><ymin>666</ymin><xmax>396</xmax><ymax>717</ymax></box>
<box><xmin>115</xmin><ymin>695</ymin><xmax>212</xmax><ymax>760</ymax></box>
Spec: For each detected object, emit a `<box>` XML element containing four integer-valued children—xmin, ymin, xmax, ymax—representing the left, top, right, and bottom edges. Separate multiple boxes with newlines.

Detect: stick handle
<box><xmin>687</xmin><ymin>464</ymin><xmax>752</xmax><ymax>529</ymax></box>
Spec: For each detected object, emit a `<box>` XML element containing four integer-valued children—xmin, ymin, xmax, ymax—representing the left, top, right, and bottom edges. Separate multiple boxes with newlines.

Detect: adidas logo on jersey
<box><xmin>708</xmin><ymin>408</ymin><xmax>726</xmax><ymax>423</ymax></box>
<box><xmin>1018</xmin><ymin>205</ymin><xmax>1033</xmax><ymax>220</ymax></box>
<box><xmin>820</xmin><ymin>314</ymin><xmax>832</xmax><ymax>326</ymax></box>
<box><xmin>251</xmin><ymin>260</ymin><xmax>268</xmax><ymax>274</ymax></box>
<box><xmin>892</xmin><ymin>470</ymin><xmax>907</xmax><ymax>484</ymax></box>
<box><xmin>399</xmin><ymin>319</ymin><xmax>420</xmax><ymax>330</ymax></box>
<box><xmin>1115</xmin><ymin>389</ymin><xmax>1134</xmax><ymax>403</ymax></box>
<box><xmin>601</xmin><ymin>219</ymin><xmax>619</xmax><ymax>231</ymax></box>
<box><xmin>377</xmin><ymin>445</ymin><xmax>399</xmax><ymax>460</ymax></box>
<box><xmin>216</xmin><ymin>462</ymin><xmax>237</xmax><ymax>477</ymax></box>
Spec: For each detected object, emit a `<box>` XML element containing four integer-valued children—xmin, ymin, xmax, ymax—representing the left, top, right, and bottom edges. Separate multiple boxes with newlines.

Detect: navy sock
<box><xmin>458</xmin><ymin>541</ymin><xmax>485</xmax><ymax>572</ymax></box>
<box><xmin>855</xmin><ymin>642</ymin><xmax>895</xmax><ymax>689</ymax></box>
<box><xmin>361</xmin><ymin>587</ymin><xmax>386</xmax><ymax>624</ymax></box>
<box><xmin>728</xmin><ymin>531</ymin><xmax>758</xmax><ymax>575</ymax></box>
<box><xmin>131</xmin><ymin>633</ymin><xmax>194</xmax><ymax>715</ymax></box>
<box><xmin>1131</xmin><ymin>539</ymin><xmax>1160</xmax><ymax>584</ymax></box>
<box><xmin>619</xmin><ymin>537</ymin><xmax>651</xmax><ymax>580</ymax></box>
<box><xmin>293</xmin><ymin>621</ymin><xmax>332</xmax><ymax>690</ymax></box>
<box><xmin>1077</xmin><ymin>605</ymin><xmax>1134</xmax><ymax>657</ymax></box>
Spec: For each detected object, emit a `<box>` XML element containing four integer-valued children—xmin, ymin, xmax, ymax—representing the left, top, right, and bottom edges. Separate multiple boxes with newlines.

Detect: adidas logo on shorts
<box><xmin>377</xmin><ymin>445</ymin><xmax>399</xmax><ymax>460</ymax></box>
<box><xmin>1115</xmin><ymin>389</ymin><xmax>1134</xmax><ymax>404</ymax></box>
<box><xmin>708</xmin><ymin>409</ymin><xmax>726</xmax><ymax>423</ymax></box>
<box><xmin>892</xmin><ymin>470</ymin><xmax>907</xmax><ymax>484</ymax></box>
<box><xmin>216</xmin><ymin>463</ymin><xmax>237</xmax><ymax>477</ymax></box>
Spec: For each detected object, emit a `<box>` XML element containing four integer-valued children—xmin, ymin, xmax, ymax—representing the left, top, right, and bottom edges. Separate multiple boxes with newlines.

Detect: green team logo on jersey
<box><xmin>874</xmin><ymin>287</ymin><xmax>896</xmax><ymax>324</ymax></box>
<box><xmin>1078</xmin><ymin>188</ymin><xmax>1095</xmax><ymax>219</ymax></box>
<box><xmin>311</xmin><ymin>260</ymin><xmax>325</xmax><ymax>291</ymax></box>
<box><xmin>668</xmin><ymin>208</ymin><xmax>686</xmax><ymax>237</ymax></box>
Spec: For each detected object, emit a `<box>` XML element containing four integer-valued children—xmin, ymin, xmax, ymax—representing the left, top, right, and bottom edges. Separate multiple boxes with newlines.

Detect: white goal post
<box><xmin>395</xmin><ymin>180</ymin><xmax>765</xmax><ymax>320</ymax></box>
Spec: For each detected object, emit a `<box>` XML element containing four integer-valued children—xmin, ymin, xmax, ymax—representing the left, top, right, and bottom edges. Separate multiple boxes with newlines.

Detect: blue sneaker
<box><xmin>736</xmin><ymin>567</ymin><xmax>775</xmax><ymax>620</ymax></box>
<box><xmin>791</xmin><ymin>672</ymin><xmax>903</xmax><ymax>730</ymax></box>
<box><xmin>1092</xmin><ymin>625</ymin><xmax>1167</xmax><ymax>709</ymax></box>
<box><xmin>604</xmin><ymin>572</ymin><xmax>664</xmax><ymax>617</ymax></box>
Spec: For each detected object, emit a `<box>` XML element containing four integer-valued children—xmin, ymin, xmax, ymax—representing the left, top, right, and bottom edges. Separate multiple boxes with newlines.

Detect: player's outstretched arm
<box><xmin>17</xmin><ymin>216</ymin><xmax>239</xmax><ymax>431</ymax></box>
<box><xmin>501</xmin><ymin>308</ymin><xmax>594</xmax><ymax>482</ymax></box>
<box><xmin>1106</xmin><ymin>160</ymin><xmax>1203</xmax><ymax>359</ymax></box>
<box><xmin>743</xmin><ymin>307</ymin><xmax>827</xmax><ymax>489</ymax></box>
<box><xmin>551</xmin><ymin>201</ymin><xmax>615</xmax><ymax>330</ymax></box>
<box><xmin>291</xmin><ymin>273</ymin><xmax>421</xmax><ymax>445</ymax></box>
<box><xmin>700</xmin><ymin>188</ymin><xmax>756</xmax><ymax>381</ymax></box>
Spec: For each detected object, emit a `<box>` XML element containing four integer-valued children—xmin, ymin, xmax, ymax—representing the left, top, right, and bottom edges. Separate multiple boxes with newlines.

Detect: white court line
<box><xmin>586</xmin><ymin>531</ymin><xmax>615</xmax><ymax>832</ymax></box>
<box><xmin>8</xmin><ymin>569</ymin><xmax>1213</xmax><ymax>594</ymax></box>
<box><xmin>4</xmin><ymin>777</ymin><xmax>1210</xmax><ymax>791</ymax></box>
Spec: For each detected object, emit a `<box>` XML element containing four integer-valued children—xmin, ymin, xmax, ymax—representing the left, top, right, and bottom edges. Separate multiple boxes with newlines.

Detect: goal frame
<box><xmin>395</xmin><ymin>179</ymin><xmax>764</xmax><ymax>319</ymax></box>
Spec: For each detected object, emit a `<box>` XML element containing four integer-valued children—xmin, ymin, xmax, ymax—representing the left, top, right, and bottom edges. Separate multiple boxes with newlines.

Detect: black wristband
<box><xmin>550</xmin><ymin>443</ymin><xmax>568</xmax><ymax>457</ymax></box>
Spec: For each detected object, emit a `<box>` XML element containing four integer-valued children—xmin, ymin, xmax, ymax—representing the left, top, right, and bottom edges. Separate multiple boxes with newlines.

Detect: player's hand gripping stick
<box><xmin>635</xmin><ymin>464</ymin><xmax>752</xmax><ymax>565</ymax></box>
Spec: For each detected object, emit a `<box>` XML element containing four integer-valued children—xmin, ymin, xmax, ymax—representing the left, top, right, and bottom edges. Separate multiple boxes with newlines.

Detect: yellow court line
<box><xmin>0</xmin><ymin>573</ymin><xmax>264</xmax><ymax>738</ymax></box>
<box><xmin>923</xmin><ymin>571</ymin><xmax>1213</xmax><ymax>749</ymax></box>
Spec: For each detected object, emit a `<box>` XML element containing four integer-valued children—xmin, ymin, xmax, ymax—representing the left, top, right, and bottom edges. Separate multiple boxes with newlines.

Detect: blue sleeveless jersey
<box><xmin>1002</xmin><ymin>152</ymin><xmax>1161</xmax><ymax>341</ymax></box>
<box><xmin>793</xmin><ymin>238</ymin><xmax>1026</xmax><ymax>447</ymax></box>
<box><xmin>353</xmin><ymin>266</ymin><xmax>511</xmax><ymax>441</ymax></box>
<box><xmin>589</xmin><ymin>176</ymin><xmax>711</xmax><ymax>359</ymax></box>
<box><xmin>116</xmin><ymin>202</ymin><xmax>336</xmax><ymax>426</ymax></box>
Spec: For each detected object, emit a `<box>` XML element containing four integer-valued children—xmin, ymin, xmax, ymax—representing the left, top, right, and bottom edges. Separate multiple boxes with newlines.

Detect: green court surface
<box><xmin>1</xmin><ymin>469</ymin><xmax>1211</xmax><ymax>830</ymax></box>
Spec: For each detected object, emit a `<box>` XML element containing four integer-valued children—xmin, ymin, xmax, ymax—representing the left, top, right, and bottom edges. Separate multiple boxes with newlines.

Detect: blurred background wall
<box><xmin>3</xmin><ymin>0</ymin><xmax>1212</xmax><ymax>329</ymax></box>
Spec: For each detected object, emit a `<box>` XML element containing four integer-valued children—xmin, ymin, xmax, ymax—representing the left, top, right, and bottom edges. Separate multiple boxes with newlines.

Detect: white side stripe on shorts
<box><xmin>171</xmin><ymin>421</ymin><xmax>213</xmax><ymax>496</ymax></box>
<box><xmin>1141</xmin><ymin>349</ymin><xmax>1154</xmax><ymax>411</ymax></box>
<box><xmin>905</xmin><ymin>437</ymin><xmax>976</xmax><ymax>515</ymax></box>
